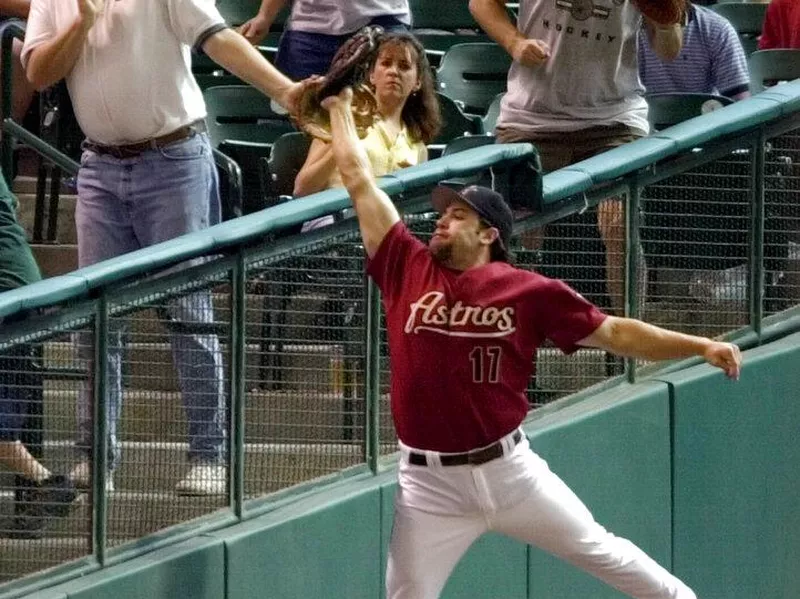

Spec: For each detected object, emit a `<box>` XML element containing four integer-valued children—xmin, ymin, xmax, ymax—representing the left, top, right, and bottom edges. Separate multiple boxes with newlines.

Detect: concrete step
<box><xmin>0</xmin><ymin>536</ymin><xmax>88</xmax><ymax>582</ymax></box>
<box><xmin>0</xmin><ymin>488</ymin><xmax>225</xmax><ymax>541</ymax></box>
<box><xmin>16</xmin><ymin>192</ymin><xmax>78</xmax><ymax>245</ymax></box>
<box><xmin>30</xmin><ymin>440</ymin><xmax>365</xmax><ymax>495</ymax></box>
<box><xmin>40</xmin><ymin>383</ymin><xmax>390</xmax><ymax>444</ymax></box>
<box><xmin>30</xmin><ymin>243</ymin><xmax>78</xmax><ymax>278</ymax></box>
<box><xmin>11</xmin><ymin>175</ymin><xmax>76</xmax><ymax>197</ymax></box>
<box><xmin>42</xmin><ymin>337</ymin><xmax>346</xmax><ymax>393</ymax></box>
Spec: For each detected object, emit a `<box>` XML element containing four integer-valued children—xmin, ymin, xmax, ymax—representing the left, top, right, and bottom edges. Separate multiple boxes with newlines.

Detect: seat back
<box><xmin>203</xmin><ymin>85</ymin><xmax>294</xmax><ymax>148</ymax></box>
<box><xmin>263</xmin><ymin>132</ymin><xmax>313</xmax><ymax>202</ymax></box>
<box><xmin>710</xmin><ymin>2</ymin><xmax>767</xmax><ymax>55</ymax></box>
<box><xmin>215</xmin><ymin>0</ymin><xmax>289</xmax><ymax>27</ymax></box>
<box><xmin>436</xmin><ymin>43</ymin><xmax>511</xmax><ymax>115</ymax></box>
<box><xmin>442</xmin><ymin>134</ymin><xmax>495</xmax><ymax>157</ymax></box>
<box><xmin>710</xmin><ymin>2</ymin><xmax>768</xmax><ymax>35</ymax></box>
<box><xmin>645</xmin><ymin>92</ymin><xmax>734</xmax><ymax>131</ymax></box>
<box><xmin>428</xmin><ymin>92</ymin><xmax>485</xmax><ymax>158</ymax></box>
<box><xmin>748</xmin><ymin>49</ymin><xmax>800</xmax><ymax>94</ymax></box>
<box><xmin>482</xmin><ymin>92</ymin><xmax>504</xmax><ymax>134</ymax></box>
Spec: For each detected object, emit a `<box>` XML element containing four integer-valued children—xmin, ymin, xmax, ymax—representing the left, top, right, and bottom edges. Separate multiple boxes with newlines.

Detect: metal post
<box><xmin>625</xmin><ymin>180</ymin><xmax>642</xmax><ymax>383</ymax></box>
<box><xmin>1</xmin><ymin>23</ymin><xmax>19</xmax><ymax>181</ymax></box>
<box><xmin>91</xmin><ymin>297</ymin><xmax>109</xmax><ymax>565</ymax></box>
<box><xmin>229</xmin><ymin>252</ymin><xmax>246</xmax><ymax>518</ymax></box>
<box><xmin>364</xmin><ymin>278</ymin><xmax>381</xmax><ymax>473</ymax></box>
<box><xmin>749</xmin><ymin>131</ymin><xmax>766</xmax><ymax>338</ymax></box>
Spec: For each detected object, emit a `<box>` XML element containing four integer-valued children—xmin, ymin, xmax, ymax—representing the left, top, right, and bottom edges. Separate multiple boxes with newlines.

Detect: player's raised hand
<box><xmin>509</xmin><ymin>37</ymin><xmax>550</xmax><ymax>67</ymax></box>
<box><xmin>703</xmin><ymin>341</ymin><xmax>742</xmax><ymax>380</ymax></box>
<box><xmin>77</xmin><ymin>0</ymin><xmax>104</xmax><ymax>29</ymax></box>
<box><xmin>321</xmin><ymin>86</ymin><xmax>354</xmax><ymax>112</ymax></box>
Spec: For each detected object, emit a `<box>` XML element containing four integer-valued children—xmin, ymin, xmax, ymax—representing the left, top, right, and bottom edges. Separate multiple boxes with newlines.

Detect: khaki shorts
<box><xmin>495</xmin><ymin>123</ymin><xmax>647</xmax><ymax>173</ymax></box>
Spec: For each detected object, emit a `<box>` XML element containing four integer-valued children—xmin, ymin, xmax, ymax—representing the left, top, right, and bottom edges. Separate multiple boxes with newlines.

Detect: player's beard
<box><xmin>428</xmin><ymin>239</ymin><xmax>453</xmax><ymax>265</ymax></box>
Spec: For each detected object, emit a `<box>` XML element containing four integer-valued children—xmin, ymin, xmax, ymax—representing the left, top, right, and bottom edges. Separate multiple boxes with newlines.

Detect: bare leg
<box><xmin>0</xmin><ymin>440</ymin><xmax>50</xmax><ymax>482</ymax></box>
<box><xmin>598</xmin><ymin>198</ymin><xmax>647</xmax><ymax>316</ymax></box>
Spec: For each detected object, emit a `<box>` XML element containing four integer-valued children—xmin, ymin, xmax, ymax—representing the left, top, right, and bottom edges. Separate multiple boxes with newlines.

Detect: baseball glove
<box><xmin>296</xmin><ymin>25</ymin><xmax>384</xmax><ymax>141</ymax></box>
<box><xmin>631</xmin><ymin>0</ymin><xmax>686</xmax><ymax>26</ymax></box>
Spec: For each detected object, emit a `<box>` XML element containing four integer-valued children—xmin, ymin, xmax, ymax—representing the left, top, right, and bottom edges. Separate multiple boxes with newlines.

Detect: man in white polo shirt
<box><xmin>21</xmin><ymin>0</ymin><xmax>307</xmax><ymax>496</ymax></box>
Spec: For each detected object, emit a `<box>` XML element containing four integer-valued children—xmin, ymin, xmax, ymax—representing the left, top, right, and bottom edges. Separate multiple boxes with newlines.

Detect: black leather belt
<box><xmin>408</xmin><ymin>430</ymin><xmax>523</xmax><ymax>467</ymax></box>
<box><xmin>84</xmin><ymin>120</ymin><xmax>206</xmax><ymax>159</ymax></box>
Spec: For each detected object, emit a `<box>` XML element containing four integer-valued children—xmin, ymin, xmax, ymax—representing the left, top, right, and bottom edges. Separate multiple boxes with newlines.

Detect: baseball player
<box><xmin>321</xmin><ymin>86</ymin><xmax>742</xmax><ymax>599</ymax></box>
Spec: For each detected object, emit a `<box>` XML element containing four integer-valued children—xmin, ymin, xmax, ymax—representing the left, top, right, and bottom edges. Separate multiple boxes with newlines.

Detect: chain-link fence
<box><xmin>2</xmin><ymin>117</ymin><xmax>800</xmax><ymax>591</ymax></box>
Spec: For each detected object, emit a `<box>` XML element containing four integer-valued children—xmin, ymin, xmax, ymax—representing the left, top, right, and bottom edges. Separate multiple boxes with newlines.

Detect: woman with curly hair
<box><xmin>295</xmin><ymin>31</ymin><xmax>440</xmax><ymax>227</ymax></box>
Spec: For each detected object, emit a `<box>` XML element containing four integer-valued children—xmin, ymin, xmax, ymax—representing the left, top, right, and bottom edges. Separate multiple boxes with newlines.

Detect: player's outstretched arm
<box><xmin>579</xmin><ymin>316</ymin><xmax>742</xmax><ymax>380</ymax></box>
<box><xmin>323</xmin><ymin>87</ymin><xmax>400</xmax><ymax>258</ymax></box>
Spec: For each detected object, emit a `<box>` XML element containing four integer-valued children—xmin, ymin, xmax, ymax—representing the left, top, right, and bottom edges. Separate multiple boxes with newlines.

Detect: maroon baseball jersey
<box><xmin>367</xmin><ymin>222</ymin><xmax>608</xmax><ymax>452</ymax></box>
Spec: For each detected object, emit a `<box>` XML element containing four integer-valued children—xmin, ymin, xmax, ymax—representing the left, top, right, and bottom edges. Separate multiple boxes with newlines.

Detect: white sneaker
<box><xmin>69</xmin><ymin>461</ymin><xmax>115</xmax><ymax>492</ymax></box>
<box><xmin>174</xmin><ymin>464</ymin><xmax>227</xmax><ymax>496</ymax></box>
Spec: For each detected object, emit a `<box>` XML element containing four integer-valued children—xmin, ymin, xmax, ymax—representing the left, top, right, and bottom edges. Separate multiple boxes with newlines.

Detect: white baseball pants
<box><xmin>386</xmin><ymin>434</ymin><xmax>696</xmax><ymax>599</ymax></box>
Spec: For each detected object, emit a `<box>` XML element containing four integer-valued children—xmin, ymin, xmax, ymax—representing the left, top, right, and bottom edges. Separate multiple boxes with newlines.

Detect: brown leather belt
<box><xmin>408</xmin><ymin>430</ymin><xmax>524</xmax><ymax>467</ymax></box>
<box><xmin>84</xmin><ymin>120</ymin><xmax>207</xmax><ymax>159</ymax></box>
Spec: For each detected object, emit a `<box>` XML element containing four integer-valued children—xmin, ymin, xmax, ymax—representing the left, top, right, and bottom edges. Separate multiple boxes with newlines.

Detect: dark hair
<box><xmin>368</xmin><ymin>32</ymin><xmax>441</xmax><ymax>144</ymax></box>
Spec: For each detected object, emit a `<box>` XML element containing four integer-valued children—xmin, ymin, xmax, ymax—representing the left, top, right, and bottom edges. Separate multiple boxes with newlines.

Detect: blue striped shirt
<box><xmin>638</xmin><ymin>4</ymin><xmax>750</xmax><ymax>99</ymax></box>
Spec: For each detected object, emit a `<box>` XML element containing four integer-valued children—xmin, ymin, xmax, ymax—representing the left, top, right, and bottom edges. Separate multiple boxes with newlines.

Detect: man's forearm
<box><xmin>469</xmin><ymin>0</ymin><xmax>521</xmax><ymax>56</ymax></box>
<box><xmin>25</xmin><ymin>17</ymin><xmax>90</xmax><ymax>90</ymax></box>
<box><xmin>202</xmin><ymin>28</ymin><xmax>293</xmax><ymax>107</ymax></box>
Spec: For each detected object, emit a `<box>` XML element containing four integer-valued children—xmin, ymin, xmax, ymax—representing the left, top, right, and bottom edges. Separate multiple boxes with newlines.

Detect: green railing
<box><xmin>0</xmin><ymin>35</ymin><xmax>799</xmax><ymax>598</ymax></box>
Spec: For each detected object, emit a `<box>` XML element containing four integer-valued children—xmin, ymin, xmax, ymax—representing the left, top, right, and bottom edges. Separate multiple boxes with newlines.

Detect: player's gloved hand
<box><xmin>509</xmin><ymin>37</ymin><xmax>550</xmax><ymax>68</ymax></box>
<box><xmin>703</xmin><ymin>341</ymin><xmax>742</xmax><ymax>380</ymax></box>
<box><xmin>238</xmin><ymin>15</ymin><xmax>270</xmax><ymax>45</ymax></box>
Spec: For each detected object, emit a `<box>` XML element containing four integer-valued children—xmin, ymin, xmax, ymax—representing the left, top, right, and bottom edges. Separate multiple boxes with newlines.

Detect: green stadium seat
<box><xmin>645</xmin><ymin>92</ymin><xmax>734</xmax><ymax>131</ymax></box>
<box><xmin>710</xmin><ymin>2</ymin><xmax>767</xmax><ymax>56</ymax></box>
<box><xmin>435</xmin><ymin>43</ymin><xmax>510</xmax><ymax>115</ymax></box>
<box><xmin>748</xmin><ymin>49</ymin><xmax>800</xmax><ymax>94</ymax></box>
<box><xmin>204</xmin><ymin>85</ymin><xmax>296</xmax><ymax>214</ymax></box>
<box><xmin>428</xmin><ymin>92</ymin><xmax>485</xmax><ymax>158</ymax></box>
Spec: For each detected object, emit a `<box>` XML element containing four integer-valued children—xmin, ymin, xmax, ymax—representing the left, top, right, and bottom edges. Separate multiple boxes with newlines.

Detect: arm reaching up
<box><xmin>323</xmin><ymin>87</ymin><xmax>400</xmax><ymax>258</ymax></box>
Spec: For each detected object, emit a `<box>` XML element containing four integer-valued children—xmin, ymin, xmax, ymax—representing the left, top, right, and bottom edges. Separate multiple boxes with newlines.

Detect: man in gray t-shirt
<box><xmin>471</xmin><ymin>0</ymin><xmax>683</xmax><ymax>316</ymax></box>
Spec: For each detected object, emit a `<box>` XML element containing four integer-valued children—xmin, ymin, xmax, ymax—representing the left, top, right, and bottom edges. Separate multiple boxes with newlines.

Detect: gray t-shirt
<box><xmin>288</xmin><ymin>0</ymin><xmax>410</xmax><ymax>35</ymax></box>
<box><xmin>499</xmin><ymin>0</ymin><xmax>649</xmax><ymax>134</ymax></box>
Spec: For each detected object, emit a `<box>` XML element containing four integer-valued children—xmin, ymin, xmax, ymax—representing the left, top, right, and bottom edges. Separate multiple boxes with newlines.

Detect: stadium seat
<box><xmin>435</xmin><ymin>43</ymin><xmax>511</xmax><ymax>115</ymax></box>
<box><xmin>204</xmin><ymin>85</ymin><xmax>296</xmax><ymax>214</ymax></box>
<box><xmin>260</xmin><ymin>131</ymin><xmax>313</xmax><ymax>205</ymax></box>
<box><xmin>748</xmin><ymin>49</ymin><xmax>800</xmax><ymax>94</ymax></box>
<box><xmin>710</xmin><ymin>2</ymin><xmax>768</xmax><ymax>56</ymax></box>
<box><xmin>482</xmin><ymin>92</ymin><xmax>504</xmax><ymax>134</ymax></box>
<box><xmin>645</xmin><ymin>92</ymin><xmax>734</xmax><ymax>131</ymax></box>
<box><xmin>428</xmin><ymin>92</ymin><xmax>485</xmax><ymax>158</ymax></box>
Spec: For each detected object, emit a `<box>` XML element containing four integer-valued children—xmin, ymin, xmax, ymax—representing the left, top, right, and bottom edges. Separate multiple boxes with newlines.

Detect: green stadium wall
<box><xmin>16</xmin><ymin>332</ymin><xmax>800</xmax><ymax>599</ymax></box>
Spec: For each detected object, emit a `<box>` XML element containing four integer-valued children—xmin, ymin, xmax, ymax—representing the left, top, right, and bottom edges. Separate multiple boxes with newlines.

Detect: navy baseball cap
<box><xmin>431</xmin><ymin>184</ymin><xmax>514</xmax><ymax>253</ymax></box>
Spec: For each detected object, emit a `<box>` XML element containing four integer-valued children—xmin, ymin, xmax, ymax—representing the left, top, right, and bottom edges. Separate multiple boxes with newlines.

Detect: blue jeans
<box><xmin>75</xmin><ymin>132</ymin><xmax>225</xmax><ymax>469</ymax></box>
<box><xmin>275</xmin><ymin>17</ymin><xmax>408</xmax><ymax>79</ymax></box>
